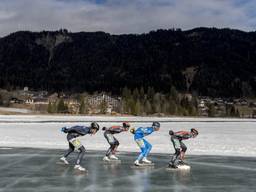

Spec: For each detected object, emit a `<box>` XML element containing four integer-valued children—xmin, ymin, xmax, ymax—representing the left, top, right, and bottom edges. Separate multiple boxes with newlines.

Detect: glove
<box><xmin>61</xmin><ymin>127</ymin><xmax>68</xmax><ymax>133</ymax></box>
<box><xmin>130</xmin><ymin>127</ymin><xmax>135</xmax><ymax>134</ymax></box>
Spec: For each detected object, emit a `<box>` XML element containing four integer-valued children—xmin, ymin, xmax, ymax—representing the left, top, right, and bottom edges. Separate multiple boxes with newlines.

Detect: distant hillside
<box><xmin>0</xmin><ymin>28</ymin><xmax>256</xmax><ymax>97</ymax></box>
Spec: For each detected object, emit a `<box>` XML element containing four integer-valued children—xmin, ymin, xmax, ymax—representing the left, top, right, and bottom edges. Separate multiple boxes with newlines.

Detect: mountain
<box><xmin>0</xmin><ymin>28</ymin><xmax>256</xmax><ymax>97</ymax></box>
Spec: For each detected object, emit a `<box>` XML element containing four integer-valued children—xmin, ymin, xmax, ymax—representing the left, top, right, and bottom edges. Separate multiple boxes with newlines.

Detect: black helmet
<box><xmin>169</xmin><ymin>130</ymin><xmax>174</xmax><ymax>135</ymax></box>
<box><xmin>152</xmin><ymin>121</ymin><xmax>160</xmax><ymax>128</ymax></box>
<box><xmin>91</xmin><ymin>122</ymin><xmax>100</xmax><ymax>131</ymax></box>
<box><xmin>123</xmin><ymin>122</ymin><xmax>130</xmax><ymax>128</ymax></box>
<box><xmin>191</xmin><ymin>128</ymin><xmax>198</xmax><ymax>135</ymax></box>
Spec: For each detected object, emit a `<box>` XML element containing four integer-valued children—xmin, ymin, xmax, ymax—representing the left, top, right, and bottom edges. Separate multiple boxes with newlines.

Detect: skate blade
<box><xmin>166</xmin><ymin>165</ymin><xmax>191</xmax><ymax>171</ymax></box>
<box><xmin>130</xmin><ymin>163</ymin><xmax>155</xmax><ymax>169</ymax></box>
<box><xmin>56</xmin><ymin>161</ymin><xmax>69</xmax><ymax>165</ymax></box>
<box><xmin>103</xmin><ymin>159</ymin><xmax>121</xmax><ymax>163</ymax></box>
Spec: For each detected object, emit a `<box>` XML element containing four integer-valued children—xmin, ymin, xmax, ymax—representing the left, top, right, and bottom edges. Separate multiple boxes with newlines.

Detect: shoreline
<box><xmin>1</xmin><ymin>114</ymin><xmax>256</xmax><ymax>123</ymax></box>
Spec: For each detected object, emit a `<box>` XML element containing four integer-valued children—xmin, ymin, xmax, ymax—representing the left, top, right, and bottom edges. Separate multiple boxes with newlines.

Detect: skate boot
<box><xmin>60</xmin><ymin>157</ymin><xmax>69</xmax><ymax>165</ymax></box>
<box><xmin>178</xmin><ymin>160</ymin><xmax>187</xmax><ymax>166</ymax></box>
<box><xmin>109</xmin><ymin>155</ymin><xmax>119</xmax><ymax>160</ymax></box>
<box><xmin>142</xmin><ymin>157</ymin><xmax>152</xmax><ymax>164</ymax></box>
<box><xmin>74</xmin><ymin>164</ymin><xmax>86</xmax><ymax>172</ymax></box>
<box><xmin>134</xmin><ymin>160</ymin><xmax>141</xmax><ymax>166</ymax></box>
<box><xmin>168</xmin><ymin>163</ymin><xmax>178</xmax><ymax>169</ymax></box>
<box><xmin>103</xmin><ymin>156</ymin><xmax>110</xmax><ymax>161</ymax></box>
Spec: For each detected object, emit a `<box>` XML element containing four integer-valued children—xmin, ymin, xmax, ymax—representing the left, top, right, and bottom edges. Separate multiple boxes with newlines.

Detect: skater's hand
<box><xmin>130</xmin><ymin>127</ymin><xmax>135</xmax><ymax>134</ymax></box>
<box><xmin>61</xmin><ymin>127</ymin><xmax>68</xmax><ymax>133</ymax></box>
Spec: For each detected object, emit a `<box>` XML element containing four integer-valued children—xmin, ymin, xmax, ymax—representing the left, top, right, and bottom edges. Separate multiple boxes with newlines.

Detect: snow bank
<box><xmin>0</xmin><ymin>115</ymin><xmax>256</xmax><ymax>157</ymax></box>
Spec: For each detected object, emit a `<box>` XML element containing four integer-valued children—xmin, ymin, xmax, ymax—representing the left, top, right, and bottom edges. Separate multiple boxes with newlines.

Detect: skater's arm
<box><xmin>66</xmin><ymin>126</ymin><xmax>90</xmax><ymax>135</ymax></box>
<box><xmin>108</xmin><ymin>126</ymin><xmax>124</xmax><ymax>133</ymax></box>
<box><xmin>175</xmin><ymin>131</ymin><xmax>193</xmax><ymax>140</ymax></box>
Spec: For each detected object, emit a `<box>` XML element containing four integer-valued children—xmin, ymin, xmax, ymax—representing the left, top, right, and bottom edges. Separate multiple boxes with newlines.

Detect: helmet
<box><xmin>191</xmin><ymin>128</ymin><xmax>198</xmax><ymax>135</ymax></box>
<box><xmin>91</xmin><ymin>122</ymin><xmax>100</xmax><ymax>131</ymax></box>
<box><xmin>123</xmin><ymin>122</ymin><xmax>130</xmax><ymax>128</ymax></box>
<box><xmin>152</xmin><ymin>121</ymin><xmax>160</xmax><ymax>128</ymax></box>
<box><xmin>169</xmin><ymin>130</ymin><xmax>174</xmax><ymax>135</ymax></box>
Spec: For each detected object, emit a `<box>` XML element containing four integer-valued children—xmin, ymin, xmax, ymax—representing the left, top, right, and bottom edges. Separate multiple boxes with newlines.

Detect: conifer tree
<box><xmin>139</xmin><ymin>87</ymin><xmax>145</xmax><ymax>101</ymax></box>
<box><xmin>79</xmin><ymin>99</ymin><xmax>86</xmax><ymax>114</ymax></box>
<box><xmin>145</xmin><ymin>100</ymin><xmax>152</xmax><ymax>114</ymax></box>
<box><xmin>147</xmin><ymin>87</ymin><xmax>155</xmax><ymax>101</ymax></box>
<box><xmin>133</xmin><ymin>88</ymin><xmax>140</xmax><ymax>101</ymax></box>
<box><xmin>47</xmin><ymin>102</ymin><xmax>53</xmax><ymax>113</ymax></box>
<box><xmin>99</xmin><ymin>99</ymin><xmax>108</xmax><ymax>114</ymax></box>
<box><xmin>208</xmin><ymin>104</ymin><xmax>216</xmax><ymax>117</ymax></box>
<box><xmin>0</xmin><ymin>94</ymin><xmax>3</xmax><ymax>106</ymax></box>
<box><xmin>134</xmin><ymin>99</ymin><xmax>141</xmax><ymax>116</ymax></box>
<box><xmin>153</xmin><ymin>93</ymin><xmax>161</xmax><ymax>113</ymax></box>
<box><xmin>57</xmin><ymin>98</ymin><xmax>68</xmax><ymax>113</ymax></box>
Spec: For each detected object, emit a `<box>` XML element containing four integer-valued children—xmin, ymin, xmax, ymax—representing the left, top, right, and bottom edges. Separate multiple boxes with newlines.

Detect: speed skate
<box><xmin>166</xmin><ymin>164</ymin><xmax>191</xmax><ymax>171</ymax></box>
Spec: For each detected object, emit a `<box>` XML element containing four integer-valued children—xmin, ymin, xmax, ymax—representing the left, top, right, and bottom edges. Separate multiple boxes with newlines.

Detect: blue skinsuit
<box><xmin>134</xmin><ymin>127</ymin><xmax>154</xmax><ymax>161</ymax></box>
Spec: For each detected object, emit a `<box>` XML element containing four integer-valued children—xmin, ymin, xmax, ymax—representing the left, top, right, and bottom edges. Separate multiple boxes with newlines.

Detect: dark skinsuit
<box><xmin>63</xmin><ymin>126</ymin><xmax>92</xmax><ymax>165</ymax></box>
<box><xmin>170</xmin><ymin>131</ymin><xmax>193</xmax><ymax>167</ymax></box>
<box><xmin>103</xmin><ymin>126</ymin><xmax>126</xmax><ymax>157</ymax></box>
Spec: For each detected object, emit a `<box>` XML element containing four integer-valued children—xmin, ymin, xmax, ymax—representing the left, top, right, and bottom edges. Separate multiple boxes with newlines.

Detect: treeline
<box><xmin>119</xmin><ymin>86</ymin><xmax>197</xmax><ymax>116</ymax></box>
<box><xmin>47</xmin><ymin>98</ymin><xmax>69</xmax><ymax>113</ymax></box>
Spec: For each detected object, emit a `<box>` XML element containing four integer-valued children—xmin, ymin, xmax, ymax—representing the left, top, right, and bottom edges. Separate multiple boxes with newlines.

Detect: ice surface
<box><xmin>0</xmin><ymin>115</ymin><xmax>256</xmax><ymax>157</ymax></box>
<box><xmin>0</xmin><ymin>148</ymin><xmax>255</xmax><ymax>192</ymax></box>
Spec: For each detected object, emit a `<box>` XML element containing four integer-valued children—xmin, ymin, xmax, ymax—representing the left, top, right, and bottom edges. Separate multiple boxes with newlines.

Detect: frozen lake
<box><xmin>0</xmin><ymin>148</ymin><xmax>255</xmax><ymax>192</ymax></box>
<box><xmin>0</xmin><ymin>115</ymin><xmax>256</xmax><ymax>157</ymax></box>
<box><xmin>1</xmin><ymin>116</ymin><xmax>256</xmax><ymax>192</ymax></box>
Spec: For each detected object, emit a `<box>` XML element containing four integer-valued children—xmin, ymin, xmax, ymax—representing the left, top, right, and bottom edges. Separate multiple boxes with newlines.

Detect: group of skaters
<box><xmin>60</xmin><ymin>122</ymin><xmax>199</xmax><ymax>171</ymax></box>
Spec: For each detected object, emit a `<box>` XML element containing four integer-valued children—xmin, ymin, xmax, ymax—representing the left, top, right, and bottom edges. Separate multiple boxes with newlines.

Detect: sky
<box><xmin>0</xmin><ymin>0</ymin><xmax>255</xmax><ymax>37</ymax></box>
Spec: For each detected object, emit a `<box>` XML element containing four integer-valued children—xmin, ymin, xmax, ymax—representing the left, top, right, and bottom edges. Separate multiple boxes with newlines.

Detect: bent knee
<box><xmin>78</xmin><ymin>146</ymin><xmax>86</xmax><ymax>153</ymax></box>
<box><xmin>181</xmin><ymin>146</ymin><xmax>187</xmax><ymax>152</ymax></box>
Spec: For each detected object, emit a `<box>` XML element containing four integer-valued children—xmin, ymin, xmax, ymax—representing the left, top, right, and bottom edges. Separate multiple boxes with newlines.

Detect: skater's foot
<box><xmin>178</xmin><ymin>161</ymin><xmax>187</xmax><ymax>166</ymax></box>
<box><xmin>168</xmin><ymin>163</ymin><xmax>178</xmax><ymax>169</ymax></box>
<box><xmin>142</xmin><ymin>157</ymin><xmax>152</xmax><ymax>164</ymax></box>
<box><xmin>134</xmin><ymin>160</ymin><xmax>141</xmax><ymax>166</ymax></box>
<box><xmin>109</xmin><ymin>155</ymin><xmax>118</xmax><ymax>160</ymax></box>
<box><xmin>60</xmin><ymin>157</ymin><xmax>69</xmax><ymax>165</ymax></box>
<box><xmin>103</xmin><ymin>156</ymin><xmax>110</xmax><ymax>161</ymax></box>
<box><xmin>74</xmin><ymin>165</ymin><xmax>86</xmax><ymax>171</ymax></box>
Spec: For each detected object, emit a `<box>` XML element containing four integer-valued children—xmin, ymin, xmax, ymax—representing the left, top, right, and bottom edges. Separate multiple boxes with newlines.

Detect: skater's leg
<box><xmin>169</xmin><ymin>137</ymin><xmax>181</xmax><ymax>166</ymax></box>
<box><xmin>135</xmin><ymin>139</ymin><xmax>147</xmax><ymax>161</ymax></box>
<box><xmin>104</xmin><ymin>133</ymin><xmax>115</xmax><ymax>157</ymax></box>
<box><xmin>106</xmin><ymin>145</ymin><xmax>113</xmax><ymax>157</ymax></box>
<box><xmin>76</xmin><ymin>145</ymin><xmax>86</xmax><ymax>165</ymax></box>
<box><xmin>64</xmin><ymin>142</ymin><xmax>75</xmax><ymax>158</ymax></box>
<box><xmin>112</xmin><ymin>138</ymin><xmax>119</xmax><ymax>155</ymax></box>
<box><xmin>180</xmin><ymin>142</ymin><xmax>187</xmax><ymax>161</ymax></box>
<box><xmin>143</xmin><ymin>139</ymin><xmax>152</xmax><ymax>157</ymax></box>
<box><xmin>170</xmin><ymin>148</ymin><xmax>181</xmax><ymax>166</ymax></box>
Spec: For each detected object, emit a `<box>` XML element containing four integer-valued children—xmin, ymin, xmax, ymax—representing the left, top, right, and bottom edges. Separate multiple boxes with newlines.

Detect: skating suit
<box><xmin>104</xmin><ymin>126</ymin><xmax>126</xmax><ymax>145</ymax></box>
<box><xmin>171</xmin><ymin>131</ymin><xmax>193</xmax><ymax>151</ymax></box>
<box><xmin>134</xmin><ymin>127</ymin><xmax>154</xmax><ymax>161</ymax></box>
<box><xmin>104</xmin><ymin>126</ymin><xmax>126</xmax><ymax>156</ymax></box>
<box><xmin>66</xmin><ymin>126</ymin><xmax>91</xmax><ymax>148</ymax></box>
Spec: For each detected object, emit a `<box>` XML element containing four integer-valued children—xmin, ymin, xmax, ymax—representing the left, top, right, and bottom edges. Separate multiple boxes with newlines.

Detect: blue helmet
<box><xmin>152</xmin><ymin>121</ymin><xmax>160</xmax><ymax>128</ymax></box>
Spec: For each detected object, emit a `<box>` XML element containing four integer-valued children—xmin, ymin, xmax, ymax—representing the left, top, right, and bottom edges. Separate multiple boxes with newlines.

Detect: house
<box><xmin>87</xmin><ymin>93</ymin><xmax>121</xmax><ymax>113</ymax></box>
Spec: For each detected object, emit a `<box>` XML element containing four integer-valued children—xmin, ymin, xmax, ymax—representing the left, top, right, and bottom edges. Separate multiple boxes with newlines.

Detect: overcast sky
<box><xmin>0</xmin><ymin>0</ymin><xmax>255</xmax><ymax>37</ymax></box>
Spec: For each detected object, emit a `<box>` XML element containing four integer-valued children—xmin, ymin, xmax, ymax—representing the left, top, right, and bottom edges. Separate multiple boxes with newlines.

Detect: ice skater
<box><xmin>130</xmin><ymin>122</ymin><xmax>160</xmax><ymax>166</ymax></box>
<box><xmin>60</xmin><ymin>122</ymin><xmax>100</xmax><ymax>171</ymax></box>
<box><xmin>102</xmin><ymin>122</ymin><xmax>130</xmax><ymax>161</ymax></box>
<box><xmin>168</xmin><ymin>128</ymin><xmax>198</xmax><ymax>168</ymax></box>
